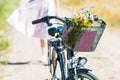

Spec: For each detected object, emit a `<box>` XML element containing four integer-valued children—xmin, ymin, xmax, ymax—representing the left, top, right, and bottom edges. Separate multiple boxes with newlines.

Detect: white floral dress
<box><xmin>7</xmin><ymin>0</ymin><xmax>56</xmax><ymax>40</ymax></box>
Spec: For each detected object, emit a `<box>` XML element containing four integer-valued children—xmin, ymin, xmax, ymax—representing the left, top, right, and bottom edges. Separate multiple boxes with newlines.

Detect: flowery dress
<box><xmin>7</xmin><ymin>0</ymin><xmax>56</xmax><ymax>40</ymax></box>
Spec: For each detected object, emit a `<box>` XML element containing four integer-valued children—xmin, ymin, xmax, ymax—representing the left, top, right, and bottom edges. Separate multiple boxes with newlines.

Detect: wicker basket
<box><xmin>63</xmin><ymin>19</ymin><xmax>106</xmax><ymax>52</ymax></box>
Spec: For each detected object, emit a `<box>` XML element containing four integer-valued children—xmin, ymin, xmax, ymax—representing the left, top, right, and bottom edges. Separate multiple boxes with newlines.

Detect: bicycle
<box><xmin>32</xmin><ymin>11</ymin><xmax>106</xmax><ymax>80</ymax></box>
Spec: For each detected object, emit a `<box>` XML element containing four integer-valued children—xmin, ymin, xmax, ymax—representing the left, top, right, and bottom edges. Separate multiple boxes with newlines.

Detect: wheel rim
<box><xmin>50</xmin><ymin>48</ymin><xmax>57</xmax><ymax>77</ymax></box>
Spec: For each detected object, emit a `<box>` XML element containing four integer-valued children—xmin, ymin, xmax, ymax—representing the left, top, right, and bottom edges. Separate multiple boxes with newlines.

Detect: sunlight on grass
<box><xmin>0</xmin><ymin>61</ymin><xmax>8</xmax><ymax>65</ymax></box>
<box><xmin>0</xmin><ymin>0</ymin><xmax>19</xmax><ymax>52</ymax></box>
<box><xmin>0</xmin><ymin>0</ymin><xmax>19</xmax><ymax>30</ymax></box>
<box><xmin>0</xmin><ymin>48</ymin><xmax>9</xmax><ymax>65</ymax></box>
<box><xmin>0</xmin><ymin>40</ymin><xmax>10</xmax><ymax>51</ymax></box>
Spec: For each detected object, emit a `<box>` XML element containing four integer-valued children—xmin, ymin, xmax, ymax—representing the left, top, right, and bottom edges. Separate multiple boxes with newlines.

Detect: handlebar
<box><xmin>32</xmin><ymin>16</ymin><xmax>106</xmax><ymax>28</ymax></box>
<box><xmin>32</xmin><ymin>16</ymin><xmax>65</xmax><ymax>26</ymax></box>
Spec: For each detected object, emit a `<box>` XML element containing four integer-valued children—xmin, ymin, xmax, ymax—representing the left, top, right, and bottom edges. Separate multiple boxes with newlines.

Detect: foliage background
<box><xmin>60</xmin><ymin>0</ymin><xmax>120</xmax><ymax>27</ymax></box>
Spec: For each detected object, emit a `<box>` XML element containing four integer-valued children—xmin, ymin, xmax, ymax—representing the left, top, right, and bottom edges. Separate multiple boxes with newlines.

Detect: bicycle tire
<box><xmin>50</xmin><ymin>48</ymin><xmax>66</xmax><ymax>80</ymax></box>
<box><xmin>77</xmin><ymin>72</ymin><xmax>99</xmax><ymax>80</ymax></box>
<box><xmin>48</xmin><ymin>46</ymin><xmax>51</xmax><ymax>66</ymax></box>
<box><xmin>48</xmin><ymin>47</ymin><xmax>57</xmax><ymax>77</ymax></box>
<box><xmin>59</xmin><ymin>52</ymin><xmax>66</xmax><ymax>80</ymax></box>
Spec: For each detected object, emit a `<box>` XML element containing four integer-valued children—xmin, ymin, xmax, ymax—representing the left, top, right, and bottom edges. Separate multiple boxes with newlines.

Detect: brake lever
<box><xmin>46</xmin><ymin>19</ymin><xmax>52</xmax><ymax>26</ymax></box>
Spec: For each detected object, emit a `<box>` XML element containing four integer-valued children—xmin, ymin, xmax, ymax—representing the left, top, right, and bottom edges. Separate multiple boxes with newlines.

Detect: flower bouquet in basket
<box><xmin>64</xmin><ymin>7</ymin><xmax>106</xmax><ymax>52</ymax></box>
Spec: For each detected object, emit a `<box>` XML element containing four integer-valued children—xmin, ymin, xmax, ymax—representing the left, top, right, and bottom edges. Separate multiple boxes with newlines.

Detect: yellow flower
<box><xmin>86</xmin><ymin>22</ymin><xmax>93</xmax><ymax>28</ymax></box>
<box><xmin>84</xmin><ymin>17</ymin><xmax>88</xmax><ymax>24</ymax></box>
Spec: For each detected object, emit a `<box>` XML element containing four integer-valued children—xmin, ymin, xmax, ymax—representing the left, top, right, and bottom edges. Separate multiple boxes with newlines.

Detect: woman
<box><xmin>7</xmin><ymin>0</ymin><xmax>60</xmax><ymax>65</ymax></box>
<box><xmin>28</xmin><ymin>0</ymin><xmax>60</xmax><ymax>64</ymax></box>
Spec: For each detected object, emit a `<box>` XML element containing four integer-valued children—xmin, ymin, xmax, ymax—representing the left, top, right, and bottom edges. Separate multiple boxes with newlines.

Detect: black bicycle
<box><xmin>32</xmin><ymin>14</ymin><xmax>106</xmax><ymax>80</ymax></box>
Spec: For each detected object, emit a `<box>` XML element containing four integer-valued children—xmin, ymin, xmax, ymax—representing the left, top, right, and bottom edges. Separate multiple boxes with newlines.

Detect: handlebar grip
<box><xmin>32</xmin><ymin>16</ymin><xmax>65</xmax><ymax>25</ymax></box>
<box><xmin>32</xmin><ymin>16</ymin><xmax>49</xmax><ymax>24</ymax></box>
<box><xmin>32</xmin><ymin>19</ymin><xmax>42</xmax><ymax>24</ymax></box>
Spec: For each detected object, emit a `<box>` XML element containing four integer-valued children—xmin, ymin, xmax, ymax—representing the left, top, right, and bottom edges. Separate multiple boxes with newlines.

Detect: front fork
<box><xmin>67</xmin><ymin>49</ymin><xmax>78</xmax><ymax>80</ymax></box>
<box><xmin>67</xmin><ymin>58</ymin><xmax>78</xmax><ymax>80</ymax></box>
<box><xmin>59</xmin><ymin>52</ymin><xmax>66</xmax><ymax>80</ymax></box>
<box><xmin>67</xmin><ymin>49</ymin><xmax>91</xmax><ymax>80</ymax></box>
<box><xmin>67</xmin><ymin>59</ymin><xmax>92</xmax><ymax>80</ymax></box>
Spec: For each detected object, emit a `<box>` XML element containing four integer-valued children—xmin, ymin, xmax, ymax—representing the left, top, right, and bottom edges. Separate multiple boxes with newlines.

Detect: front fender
<box><xmin>68</xmin><ymin>68</ymin><xmax>92</xmax><ymax>80</ymax></box>
<box><xmin>77</xmin><ymin>68</ymin><xmax>92</xmax><ymax>73</ymax></box>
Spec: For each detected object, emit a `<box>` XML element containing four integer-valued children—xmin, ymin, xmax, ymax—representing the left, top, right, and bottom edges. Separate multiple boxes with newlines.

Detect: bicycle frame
<box><xmin>48</xmin><ymin>32</ymin><xmax>67</xmax><ymax>80</ymax></box>
<box><xmin>67</xmin><ymin>49</ymin><xmax>77</xmax><ymax>80</ymax></box>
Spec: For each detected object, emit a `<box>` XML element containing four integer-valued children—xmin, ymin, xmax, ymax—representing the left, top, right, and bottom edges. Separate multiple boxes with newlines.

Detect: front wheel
<box><xmin>77</xmin><ymin>72</ymin><xmax>99</xmax><ymax>80</ymax></box>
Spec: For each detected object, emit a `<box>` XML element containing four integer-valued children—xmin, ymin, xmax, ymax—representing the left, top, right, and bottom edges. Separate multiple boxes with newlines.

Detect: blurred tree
<box><xmin>61</xmin><ymin>0</ymin><xmax>120</xmax><ymax>27</ymax></box>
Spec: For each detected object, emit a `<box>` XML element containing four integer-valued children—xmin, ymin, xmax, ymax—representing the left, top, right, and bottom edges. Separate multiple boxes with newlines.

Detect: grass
<box><xmin>0</xmin><ymin>0</ymin><xmax>19</xmax><ymax>54</ymax></box>
<box><xmin>0</xmin><ymin>0</ymin><xmax>19</xmax><ymax>30</ymax></box>
<box><xmin>60</xmin><ymin>0</ymin><xmax>120</xmax><ymax>27</ymax></box>
<box><xmin>0</xmin><ymin>40</ymin><xmax>10</xmax><ymax>51</ymax></box>
<box><xmin>0</xmin><ymin>0</ymin><xmax>19</xmax><ymax>79</ymax></box>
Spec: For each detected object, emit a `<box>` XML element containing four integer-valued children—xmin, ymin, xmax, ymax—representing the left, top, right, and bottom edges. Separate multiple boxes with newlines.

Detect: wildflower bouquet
<box><xmin>64</xmin><ymin>8</ymin><xmax>95</xmax><ymax>49</ymax></box>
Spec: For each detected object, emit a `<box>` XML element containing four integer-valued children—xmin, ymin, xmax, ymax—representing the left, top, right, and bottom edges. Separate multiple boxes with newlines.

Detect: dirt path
<box><xmin>2</xmin><ymin>1</ymin><xmax>120</xmax><ymax>80</ymax></box>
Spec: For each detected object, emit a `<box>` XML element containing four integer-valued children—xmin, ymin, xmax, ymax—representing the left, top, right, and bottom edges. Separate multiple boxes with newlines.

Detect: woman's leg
<box><xmin>40</xmin><ymin>39</ymin><xmax>48</xmax><ymax>64</ymax></box>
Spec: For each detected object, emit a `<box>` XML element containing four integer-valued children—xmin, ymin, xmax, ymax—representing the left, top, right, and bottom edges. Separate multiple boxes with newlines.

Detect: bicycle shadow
<box><xmin>7</xmin><ymin>61</ymin><xmax>30</xmax><ymax>65</ymax></box>
<box><xmin>6</xmin><ymin>60</ymin><xmax>49</xmax><ymax>66</ymax></box>
<box><xmin>6</xmin><ymin>60</ymin><xmax>44</xmax><ymax>65</ymax></box>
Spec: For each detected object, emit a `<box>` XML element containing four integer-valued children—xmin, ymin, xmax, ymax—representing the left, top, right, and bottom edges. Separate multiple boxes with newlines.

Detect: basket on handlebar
<box><xmin>63</xmin><ymin>18</ymin><xmax>106</xmax><ymax>52</ymax></box>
